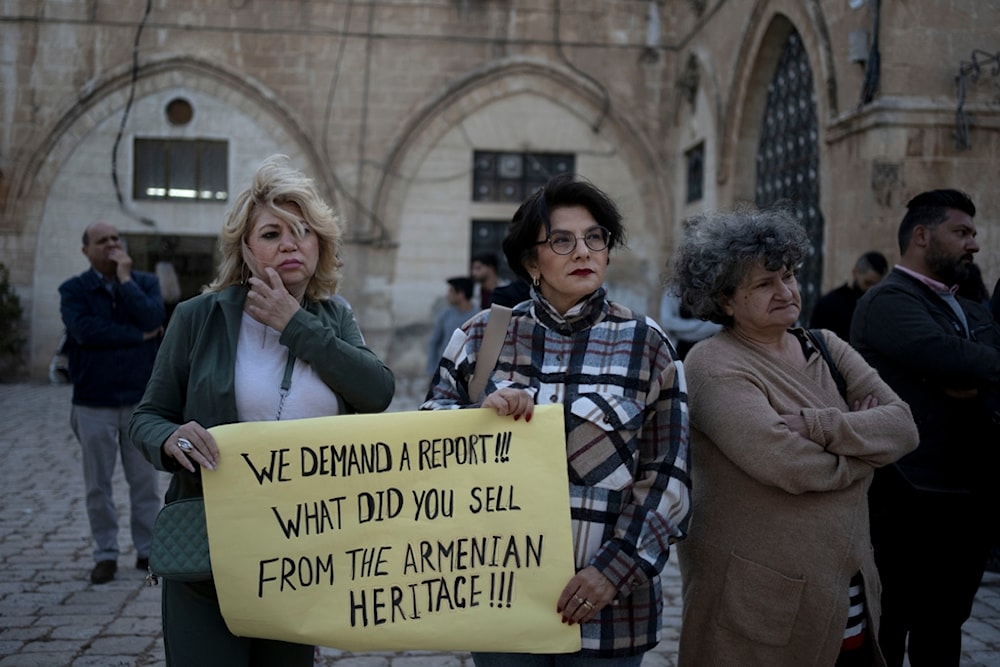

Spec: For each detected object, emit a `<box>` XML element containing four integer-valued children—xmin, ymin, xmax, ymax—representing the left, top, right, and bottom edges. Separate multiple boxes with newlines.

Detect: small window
<box><xmin>472</xmin><ymin>151</ymin><xmax>575</xmax><ymax>203</ymax></box>
<box><xmin>165</xmin><ymin>98</ymin><xmax>194</xmax><ymax>126</ymax></box>
<box><xmin>133</xmin><ymin>138</ymin><xmax>228</xmax><ymax>201</ymax></box>
<box><xmin>685</xmin><ymin>142</ymin><xmax>704</xmax><ymax>203</ymax></box>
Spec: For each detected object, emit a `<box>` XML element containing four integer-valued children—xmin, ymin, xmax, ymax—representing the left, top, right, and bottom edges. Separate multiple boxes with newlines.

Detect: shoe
<box><xmin>90</xmin><ymin>560</ymin><xmax>117</xmax><ymax>584</ymax></box>
<box><xmin>136</xmin><ymin>557</ymin><xmax>149</xmax><ymax>571</ymax></box>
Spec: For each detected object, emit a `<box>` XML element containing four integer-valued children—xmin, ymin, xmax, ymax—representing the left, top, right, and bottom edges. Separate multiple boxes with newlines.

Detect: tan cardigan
<box><xmin>677</xmin><ymin>328</ymin><xmax>918</xmax><ymax>666</ymax></box>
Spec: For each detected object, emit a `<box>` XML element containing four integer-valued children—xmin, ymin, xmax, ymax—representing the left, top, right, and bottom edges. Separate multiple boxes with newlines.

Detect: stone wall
<box><xmin>1</xmin><ymin>0</ymin><xmax>997</xmax><ymax>385</ymax></box>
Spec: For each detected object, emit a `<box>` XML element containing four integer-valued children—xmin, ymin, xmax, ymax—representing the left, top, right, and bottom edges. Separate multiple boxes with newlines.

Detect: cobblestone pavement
<box><xmin>1</xmin><ymin>382</ymin><xmax>998</xmax><ymax>666</ymax></box>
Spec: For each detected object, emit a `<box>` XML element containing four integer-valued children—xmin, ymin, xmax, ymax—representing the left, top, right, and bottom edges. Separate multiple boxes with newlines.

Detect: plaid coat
<box><xmin>422</xmin><ymin>288</ymin><xmax>691</xmax><ymax>656</ymax></box>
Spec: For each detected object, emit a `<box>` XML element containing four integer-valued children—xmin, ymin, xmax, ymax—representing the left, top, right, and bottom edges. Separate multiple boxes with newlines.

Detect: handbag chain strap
<box><xmin>274</xmin><ymin>351</ymin><xmax>296</xmax><ymax>420</ymax></box>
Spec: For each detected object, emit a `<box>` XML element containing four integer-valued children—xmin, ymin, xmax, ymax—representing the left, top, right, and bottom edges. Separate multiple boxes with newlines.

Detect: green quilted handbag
<box><xmin>147</xmin><ymin>497</ymin><xmax>213</xmax><ymax>584</ymax></box>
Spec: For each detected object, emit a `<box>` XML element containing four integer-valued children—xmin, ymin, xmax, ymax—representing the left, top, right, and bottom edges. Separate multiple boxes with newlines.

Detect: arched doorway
<box><xmin>26</xmin><ymin>62</ymin><xmax>312</xmax><ymax>377</ymax></box>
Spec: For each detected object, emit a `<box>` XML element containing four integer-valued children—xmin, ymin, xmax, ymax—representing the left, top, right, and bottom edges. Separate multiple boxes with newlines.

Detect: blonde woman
<box><xmin>130</xmin><ymin>155</ymin><xmax>395</xmax><ymax>666</ymax></box>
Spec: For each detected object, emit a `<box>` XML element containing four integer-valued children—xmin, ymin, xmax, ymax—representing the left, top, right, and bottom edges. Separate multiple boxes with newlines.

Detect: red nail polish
<box><xmin>514</xmin><ymin>414</ymin><xmax>520</xmax><ymax>421</ymax></box>
<box><xmin>526</xmin><ymin>412</ymin><xmax>532</xmax><ymax>422</ymax></box>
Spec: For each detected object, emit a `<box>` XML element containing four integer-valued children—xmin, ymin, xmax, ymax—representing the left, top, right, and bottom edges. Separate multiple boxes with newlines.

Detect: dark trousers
<box><xmin>869</xmin><ymin>468</ymin><xmax>992</xmax><ymax>667</ymax></box>
<box><xmin>835</xmin><ymin>634</ymin><xmax>874</xmax><ymax>667</ymax></box>
<box><xmin>162</xmin><ymin>579</ymin><xmax>314</xmax><ymax>667</ymax></box>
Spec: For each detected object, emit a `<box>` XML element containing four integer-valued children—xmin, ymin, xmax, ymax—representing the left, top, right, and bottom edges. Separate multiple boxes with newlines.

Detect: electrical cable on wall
<box><xmin>554</xmin><ymin>0</ymin><xmax>611</xmax><ymax>133</ymax></box>
<box><xmin>319</xmin><ymin>0</ymin><xmax>391</xmax><ymax>245</ymax></box>
<box><xmin>110</xmin><ymin>0</ymin><xmax>155</xmax><ymax>227</ymax></box>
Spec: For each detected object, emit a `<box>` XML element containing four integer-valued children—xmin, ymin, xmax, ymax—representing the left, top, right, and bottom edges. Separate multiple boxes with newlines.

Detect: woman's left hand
<box><xmin>851</xmin><ymin>393</ymin><xmax>880</xmax><ymax>411</ymax></box>
<box><xmin>245</xmin><ymin>267</ymin><xmax>301</xmax><ymax>331</ymax></box>
<box><xmin>481</xmin><ymin>388</ymin><xmax>534</xmax><ymax>421</ymax></box>
<box><xmin>557</xmin><ymin>566</ymin><xmax>616</xmax><ymax>625</ymax></box>
<box><xmin>783</xmin><ymin>392</ymin><xmax>883</xmax><ymax>439</ymax></box>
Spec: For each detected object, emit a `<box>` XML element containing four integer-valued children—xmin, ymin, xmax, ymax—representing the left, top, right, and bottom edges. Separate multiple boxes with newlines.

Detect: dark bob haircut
<box><xmin>501</xmin><ymin>173</ymin><xmax>626</xmax><ymax>283</ymax></box>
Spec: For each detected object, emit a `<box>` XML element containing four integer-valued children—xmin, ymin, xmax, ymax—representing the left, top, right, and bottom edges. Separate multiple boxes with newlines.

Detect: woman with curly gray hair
<box><xmin>670</xmin><ymin>205</ymin><xmax>918</xmax><ymax>667</ymax></box>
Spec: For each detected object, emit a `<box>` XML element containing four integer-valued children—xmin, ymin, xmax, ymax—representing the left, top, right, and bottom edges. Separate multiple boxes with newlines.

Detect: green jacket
<box><xmin>129</xmin><ymin>285</ymin><xmax>395</xmax><ymax>503</ymax></box>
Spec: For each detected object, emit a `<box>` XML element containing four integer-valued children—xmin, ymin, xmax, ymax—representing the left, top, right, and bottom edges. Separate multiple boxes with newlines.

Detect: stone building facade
<box><xmin>1</xmin><ymin>0</ymin><xmax>998</xmax><ymax>398</ymax></box>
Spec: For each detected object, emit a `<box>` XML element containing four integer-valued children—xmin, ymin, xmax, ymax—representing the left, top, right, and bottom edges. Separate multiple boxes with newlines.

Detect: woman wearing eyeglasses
<box><xmin>422</xmin><ymin>174</ymin><xmax>691</xmax><ymax>667</ymax></box>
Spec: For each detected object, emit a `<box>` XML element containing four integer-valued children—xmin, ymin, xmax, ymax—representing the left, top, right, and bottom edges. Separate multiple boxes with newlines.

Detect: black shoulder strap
<box><xmin>808</xmin><ymin>329</ymin><xmax>848</xmax><ymax>402</ymax></box>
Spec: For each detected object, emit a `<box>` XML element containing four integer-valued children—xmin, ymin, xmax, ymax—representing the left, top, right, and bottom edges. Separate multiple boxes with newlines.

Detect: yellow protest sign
<box><xmin>201</xmin><ymin>404</ymin><xmax>580</xmax><ymax>653</ymax></box>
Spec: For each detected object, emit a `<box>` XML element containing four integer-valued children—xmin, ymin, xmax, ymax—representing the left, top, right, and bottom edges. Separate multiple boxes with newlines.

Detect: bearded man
<box><xmin>851</xmin><ymin>189</ymin><xmax>1000</xmax><ymax>667</ymax></box>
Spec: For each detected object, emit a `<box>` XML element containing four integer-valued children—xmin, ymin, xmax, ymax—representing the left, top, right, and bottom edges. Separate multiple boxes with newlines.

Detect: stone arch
<box><xmin>9</xmin><ymin>56</ymin><xmax>333</xmax><ymax>233</ymax></box>
<box><xmin>718</xmin><ymin>0</ymin><xmax>837</xmax><ymax>199</ymax></box>
<box><xmin>375</xmin><ymin>57</ymin><xmax>671</xmax><ymax>249</ymax></box>
<box><xmin>25</xmin><ymin>57</ymin><xmax>325</xmax><ymax>376</ymax></box>
<box><xmin>364</xmin><ymin>57</ymin><xmax>674</xmax><ymax>381</ymax></box>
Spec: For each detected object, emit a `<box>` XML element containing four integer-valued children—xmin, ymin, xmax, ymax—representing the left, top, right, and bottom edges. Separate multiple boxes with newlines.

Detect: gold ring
<box><xmin>574</xmin><ymin>594</ymin><xmax>586</xmax><ymax>604</ymax></box>
<box><xmin>583</xmin><ymin>600</ymin><xmax>595</xmax><ymax>609</ymax></box>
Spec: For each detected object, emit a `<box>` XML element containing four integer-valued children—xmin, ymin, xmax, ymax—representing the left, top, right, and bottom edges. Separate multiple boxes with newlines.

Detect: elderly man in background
<box><xmin>59</xmin><ymin>221</ymin><xmax>164</xmax><ymax>584</ymax></box>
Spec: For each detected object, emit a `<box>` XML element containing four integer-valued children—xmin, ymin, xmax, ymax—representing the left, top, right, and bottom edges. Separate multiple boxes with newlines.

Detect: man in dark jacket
<box><xmin>851</xmin><ymin>190</ymin><xmax>1000</xmax><ymax>667</ymax></box>
<box><xmin>809</xmin><ymin>250</ymin><xmax>888</xmax><ymax>342</ymax></box>
<box><xmin>59</xmin><ymin>221</ymin><xmax>164</xmax><ymax>584</ymax></box>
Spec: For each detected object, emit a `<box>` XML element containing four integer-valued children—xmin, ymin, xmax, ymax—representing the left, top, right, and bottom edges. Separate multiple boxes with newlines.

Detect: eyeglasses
<box><xmin>534</xmin><ymin>226</ymin><xmax>610</xmax><ymax>255</ymax></box>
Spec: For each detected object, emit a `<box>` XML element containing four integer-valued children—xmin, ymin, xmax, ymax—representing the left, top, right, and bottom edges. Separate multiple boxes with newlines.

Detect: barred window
<box><xmin>133</xmin><ymin>138</ymin><xmax>228</xmax><ymax>201</ymax></box>
<box><xmin>472</xmin><ymin>151</ymin><xmax>575</xmax><ymax>203</ymax></box>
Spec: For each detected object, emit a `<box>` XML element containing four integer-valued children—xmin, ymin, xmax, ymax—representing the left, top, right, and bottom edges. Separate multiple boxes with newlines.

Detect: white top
<box><xmin>234</xmin><ymin>311</ymin><xmax>340</xmax><ymax>421</ymax></box>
